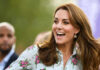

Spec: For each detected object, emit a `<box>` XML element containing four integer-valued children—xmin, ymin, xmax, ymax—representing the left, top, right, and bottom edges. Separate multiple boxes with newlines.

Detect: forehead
<box><xmin>55</xmin><ymin>9</ymin><xmax>69</xmax><ymax>19</ymax></box>
<box><xmin>0</xmin><ymin>26</ymin><xmax>14</xmax><ymax>34</ymax></box>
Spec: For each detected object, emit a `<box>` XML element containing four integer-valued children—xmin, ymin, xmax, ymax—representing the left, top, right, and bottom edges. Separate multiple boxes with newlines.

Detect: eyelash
<box><xmin>54</xmin><ymin>20</ymin><xmax>69</xmax><ymax>25</ymax></box>
<box><xmin>63</xmin><ymin>22</ymin><xmax>69</xmax><ymax>24</ymax></box>
<box><xmin>54</xmin><ymin>20</ymin><xmax>58</xmax><ymax>24</ymax></box>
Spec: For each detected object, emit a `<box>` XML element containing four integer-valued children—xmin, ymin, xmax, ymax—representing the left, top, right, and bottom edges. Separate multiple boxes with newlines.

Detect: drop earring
<box><xmin>74</xmin><ymin>33</ymin><xmax>77</xmax><ymax>38</ymax></box>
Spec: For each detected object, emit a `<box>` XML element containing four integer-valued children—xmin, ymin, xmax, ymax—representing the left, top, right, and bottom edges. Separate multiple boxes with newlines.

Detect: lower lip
<box><xmin>56</xmin><ymin>35</ymin><xmax>65</xmax><ymax>39</ymax></box>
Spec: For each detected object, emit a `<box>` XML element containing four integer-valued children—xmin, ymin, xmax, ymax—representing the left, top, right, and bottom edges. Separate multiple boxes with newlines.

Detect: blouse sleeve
<box><xmin>5</xmin><ymin>45</ymin><xmax>38</xmax><ymax>70</ymax></box>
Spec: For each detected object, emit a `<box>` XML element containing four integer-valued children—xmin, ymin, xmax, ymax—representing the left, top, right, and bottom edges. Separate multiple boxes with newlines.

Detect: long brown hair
<box><xmin>38</xmin><ymin>3</ymin><xmax>100</xmax><ymax>70</ymax></box>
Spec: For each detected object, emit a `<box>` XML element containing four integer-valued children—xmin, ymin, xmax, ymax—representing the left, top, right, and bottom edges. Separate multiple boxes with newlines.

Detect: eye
<box><xmin>0</xmin><ymin>34</ymin><xmax>4</xmax><ymax>38</ymax></box>
<box><xmin>54</xmin><ymin>20</ymin><xmax>58</xmax><ymax>24</ymax></box>
<box><xmin>7</xmin><ymin>34</ymin><xmax>13</xmax><ymax>38</ymax></box>
<box><xmin>63</xmin><ymin>19</ymin><xmax>70</xmax><ymax>25</ymax></box>
<box><xmin>54</xmin><ymin>18</ymin><xmax>58</xmax><ymax>24</ymax></box>
<box><xmin>63</xmin><ymin>21</ymin><xmax>69</xmax><ymax>24</ymax></box>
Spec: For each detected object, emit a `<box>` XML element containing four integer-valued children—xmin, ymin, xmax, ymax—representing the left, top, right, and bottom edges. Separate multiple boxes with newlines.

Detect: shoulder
<box><xmin>19</xmin><ymin>45</ymin><xmax>39</xmax><ymax>59</ymax></box>
<box><xmin>4</xmin><ymin>53</ymin><xmax>18</xmax><ymax>69</ymax></box>
<box><xmin>11</xmin><ymin>52</ymin><xmax>18</xmax><ymax>59</ymax></box>
<box><xmin>8</xmin><ymin>52</ymin><xmax>18</xmax><ymax>62</ymax></box>
<box><xmin>27</xmin><ymin>45</ymin><xmax>39</xmax><ymax>54</ymax></box>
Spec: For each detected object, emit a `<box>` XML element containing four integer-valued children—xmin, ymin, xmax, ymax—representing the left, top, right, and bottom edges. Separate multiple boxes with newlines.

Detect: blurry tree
<box><xmin>0</xmin><ymin>0</ymin><xmax>53</xmax><ymax>54</ymax></box>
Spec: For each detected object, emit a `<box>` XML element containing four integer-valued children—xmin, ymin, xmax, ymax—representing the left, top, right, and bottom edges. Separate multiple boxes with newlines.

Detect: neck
<box><xmin>57</xmin><ymin>42</ymin><xmax>73</xmax><ymax>56</ymax></box>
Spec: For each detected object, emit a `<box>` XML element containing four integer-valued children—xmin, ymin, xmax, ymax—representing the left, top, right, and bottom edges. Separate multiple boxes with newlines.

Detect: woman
<box><xmin>6</xmin><ymin>3</ymin><xmax>100</xmax><ymax>70</ymax></box>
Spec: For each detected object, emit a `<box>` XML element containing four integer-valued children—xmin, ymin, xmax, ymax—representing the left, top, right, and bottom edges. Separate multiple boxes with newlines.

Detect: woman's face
<box><xmin>52</xmin><ymin>9</ymin><xmax>79</xmax><ymax>45</ymax></box>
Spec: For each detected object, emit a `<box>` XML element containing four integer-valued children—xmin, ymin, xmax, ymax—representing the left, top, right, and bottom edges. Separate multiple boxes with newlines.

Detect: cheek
<box><xmin>52</xmin><ymin>24</ymin><xmax>56</xmax><ymax>32</ymax></box>
<box><xmin>64</xmin><ymin>26</ymin><xmax>72</xmax><ymax>32</ymax></box>
<box><xmin>9</xmin><ymin>38</ymin><xmax>15</xmax><ymax>44</ymax></box>
<box><xmin>0</xmin><ymin>40</ymin><xmax>2</xmax><ymax>44</ymax></box>
<box><xmin>64</xmin><ymin>26</ymin><xmax>75</xmax><ymax>36</ymax></box>
<box><xmin>65</xmin><ymin>25</ymin><xmax>76</xmax><ymax>32</ymax></box>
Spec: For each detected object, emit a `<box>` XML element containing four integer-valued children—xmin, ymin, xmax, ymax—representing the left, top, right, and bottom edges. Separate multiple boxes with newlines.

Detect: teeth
<box><xmin>57</xmin><ymin>32</ymin><xmax>64</xmax><ymax>34</ymax></box>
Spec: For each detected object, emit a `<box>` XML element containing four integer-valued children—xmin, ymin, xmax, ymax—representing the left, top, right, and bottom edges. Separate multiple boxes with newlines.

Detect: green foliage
<box><xmin>0</xmin><ymin>0</ymin><xmax>53</xmax><ymax>54</ymax></box>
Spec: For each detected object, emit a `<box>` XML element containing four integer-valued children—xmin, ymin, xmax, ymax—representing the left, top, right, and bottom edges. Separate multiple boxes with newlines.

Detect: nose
<box><xmin>56</xmin><ymin>22</ymin><xmax>63</xmax><ymax>30</ymax></box>
<box><xmin>3</xmin><ymin>36</ymin><xmax>9</xmax><ymax>42</ymax></box>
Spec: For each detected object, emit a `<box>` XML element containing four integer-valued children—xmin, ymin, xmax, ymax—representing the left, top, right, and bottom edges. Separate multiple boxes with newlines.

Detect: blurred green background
<box><xmin>0</xmin><ymin>0</ymin><xmax>74</xmax><ymax>54</ymax></box>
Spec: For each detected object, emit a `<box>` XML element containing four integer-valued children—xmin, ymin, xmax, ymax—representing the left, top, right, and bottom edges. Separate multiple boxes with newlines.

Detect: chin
<box><xmin>0</xmin><ymin>48</ymin><xmax>11</xmax><ymax>55</ymax></box>
<box><xmin>56</xmin><ymin>41</ymin><xmax>65</xmax><ymax>45</ymax></box>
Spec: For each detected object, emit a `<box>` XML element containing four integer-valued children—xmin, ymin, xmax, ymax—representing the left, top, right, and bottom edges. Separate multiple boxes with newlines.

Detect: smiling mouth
<box><xmin>56</xmin><ymin>32</ymin><xmax>65</xmax><ymax>36</ymax></box>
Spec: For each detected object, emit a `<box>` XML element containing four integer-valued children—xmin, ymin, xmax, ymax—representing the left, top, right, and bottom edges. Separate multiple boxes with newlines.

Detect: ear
<box><xmin>75</xmin><ymin>28</ymin><xmax>80</xmax><ymax>34</ymax></box>
<box><xmin>13</xmin><ymin>36</ymin><xmax>16</xmax><ymax>43</ymax></box>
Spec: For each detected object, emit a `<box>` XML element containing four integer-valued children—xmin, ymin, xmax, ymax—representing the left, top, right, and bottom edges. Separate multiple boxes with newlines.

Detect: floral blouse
<box><xmin>6</xmin><ymin>45</ymin><xmax>82</xmax><ymax>70</ymax></box>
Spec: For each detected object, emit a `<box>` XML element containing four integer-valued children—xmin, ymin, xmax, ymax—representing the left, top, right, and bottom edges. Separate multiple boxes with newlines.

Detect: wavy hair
<box><xmin>38</xmin><ymin>3</ymin><xmax>100</xmax><ymax>70</ymax></box>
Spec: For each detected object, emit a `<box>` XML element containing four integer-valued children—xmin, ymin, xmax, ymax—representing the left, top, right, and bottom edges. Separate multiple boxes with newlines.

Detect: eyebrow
<box><xmin>63</xmin><ymin>19</ymin><xmax>69</xmax><ymax>21</ymax></box>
